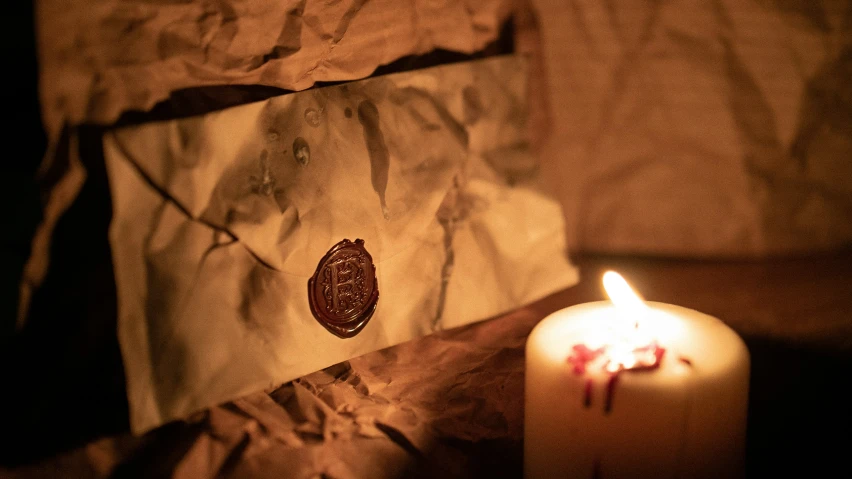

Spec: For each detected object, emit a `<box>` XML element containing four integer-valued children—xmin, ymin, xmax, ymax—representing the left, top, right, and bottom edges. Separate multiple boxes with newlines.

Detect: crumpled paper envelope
<box><xmin>103</xmin><ymin>54</ymin><xmax>578</xmax><ymax>433</ymax></box>
<box><xmin>23</xmin><ymin>0</ymin><xmax>527</xmax><ymax>329</ymax></box>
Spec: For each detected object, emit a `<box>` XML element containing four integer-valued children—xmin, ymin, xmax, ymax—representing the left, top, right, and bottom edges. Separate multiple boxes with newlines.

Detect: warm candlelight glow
<box><xmin>569</xmin><ymin>271</ymin><xmax>662</xmax><ymax>374</ymax></box>
<box><xmin>525</xmin><ymin>275</ymin><xmax>751</xmax><ymax>479</ymax></box>
<box><xmin>602</xmin><ymin>270</ymin><xmax>647</xmax><ymax>317</ymax></box>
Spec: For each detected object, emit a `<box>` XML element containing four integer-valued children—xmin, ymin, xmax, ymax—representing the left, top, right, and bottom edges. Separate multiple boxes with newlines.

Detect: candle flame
<box><xmin>602</xmin><ymin>271</ymin><xmax>647</xmax><ymax>316</ymax></box>
<box><xmin>566</xmin><ymin>271</ymin><xmax>664</xmax><ymax>375</ymax></box>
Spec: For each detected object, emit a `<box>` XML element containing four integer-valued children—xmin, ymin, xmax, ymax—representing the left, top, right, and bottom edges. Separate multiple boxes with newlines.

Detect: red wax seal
<box><xmin>308</xmin><ymin>239</ymin><xmax>379</xmax><ymax>338</ymax></box>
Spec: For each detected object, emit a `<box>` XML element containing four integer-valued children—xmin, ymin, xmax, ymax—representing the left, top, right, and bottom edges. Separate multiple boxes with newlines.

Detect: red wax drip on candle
<box><xmin>567</xmin><ymin>344</ymin><xmax>605</xmax><ymax>375</ymax></box>
<box><xmin>604</xmin><ymin>373</ymin><xmax>619</xmax><ymax>414</ymax></box>
<box><xmin>584</xmin><ymin>379</ymin><xmax>594</xmax><ymax>408</ymax></box>
<box><xmin>567</xmin><ymin>342</ymin><xmax>667</xmax><ymax>414</ymax></box>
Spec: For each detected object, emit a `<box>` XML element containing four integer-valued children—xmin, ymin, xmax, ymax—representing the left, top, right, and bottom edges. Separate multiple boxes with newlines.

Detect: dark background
<box><xmin>1</xmin><ymin>2</ymin><xmax>44</xmax><ymax>340</ymax></box>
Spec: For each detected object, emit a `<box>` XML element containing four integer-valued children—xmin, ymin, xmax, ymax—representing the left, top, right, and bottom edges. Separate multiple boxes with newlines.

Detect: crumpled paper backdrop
<box><xmin>104</xmin><ymin>55</ymin><xmax>578</xmax><ymax>433</ymax></box>
<box><xmin>533</xmin><ymin>0</ymin><xmax>852</xmax><ymax>256</ymax></box>
<box><xmin>34</xmin><ymin>0</ymin><xmax>852</xmax><ymax>273</ymax></box>
<box><xmin>37</xmin><ymin>0</ymin><xmax>511</xmax><ymax>140</ymax></box>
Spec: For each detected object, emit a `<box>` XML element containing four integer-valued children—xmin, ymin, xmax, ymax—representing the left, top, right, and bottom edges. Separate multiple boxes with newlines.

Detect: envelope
<box><xmin>102</xmin><ymin>55</ymin><xmax>579</xmax><ymax>433</ymax></box>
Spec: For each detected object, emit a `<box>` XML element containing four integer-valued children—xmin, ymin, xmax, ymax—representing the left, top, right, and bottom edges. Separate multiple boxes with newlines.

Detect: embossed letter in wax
<box><xmin>309</xmin><ymin>239</ymin><xmax>379</xmax><ymax>338</ymax></box>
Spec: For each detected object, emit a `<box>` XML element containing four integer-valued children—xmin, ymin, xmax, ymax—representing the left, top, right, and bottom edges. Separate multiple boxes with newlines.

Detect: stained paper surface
<box><xmin>103</xmin><ymin>55</ymin><xmax>578</xmax><ymax>432</ymax></box>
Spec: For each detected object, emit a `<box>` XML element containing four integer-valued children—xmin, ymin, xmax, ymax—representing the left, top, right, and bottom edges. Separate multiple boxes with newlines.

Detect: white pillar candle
<box><xmin>524</xmin><ymin>272</ymin><xmax>750</xmax><ymax>479</ymax></box>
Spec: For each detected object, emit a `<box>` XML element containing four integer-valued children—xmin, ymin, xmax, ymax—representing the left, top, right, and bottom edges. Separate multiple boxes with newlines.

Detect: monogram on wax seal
<box><xmin>308</xmin><ymin>239</ymin><xmax>379</xmax><ymax>338</ymax></box>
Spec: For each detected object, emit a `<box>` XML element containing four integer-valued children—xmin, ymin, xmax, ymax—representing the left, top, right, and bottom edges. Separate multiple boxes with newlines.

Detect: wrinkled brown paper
<box><xmin>104</xmin><ymin>55</ymin><xmax>578</xmax><ymax>433</ymax></box>
<box><xmin>533</xmin><ymin>0</ymin><xmax>852</xmax><ymax>256</ymax></box>
<box><xmin>37</xmin><ymin>0</ymin><xmax>511</xmax><ymax>141</ymax></box>
<box><xmin>6</xmin><ymin>294</ymin><xmax>549</xmax><ymax>479</ymax></box>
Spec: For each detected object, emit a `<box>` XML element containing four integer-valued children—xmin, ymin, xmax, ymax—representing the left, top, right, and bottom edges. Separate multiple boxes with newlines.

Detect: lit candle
<box><xmin>524</xmin><ymin>272</ymin><xmax>749</xmax><ymax>479</ymax></box>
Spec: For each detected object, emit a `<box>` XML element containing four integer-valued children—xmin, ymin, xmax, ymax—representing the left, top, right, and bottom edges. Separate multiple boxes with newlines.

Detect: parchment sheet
<box><xmin>103</xmin><ymin>55</ymin><xmax>578</xmax><ymax>433</ymax></box>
